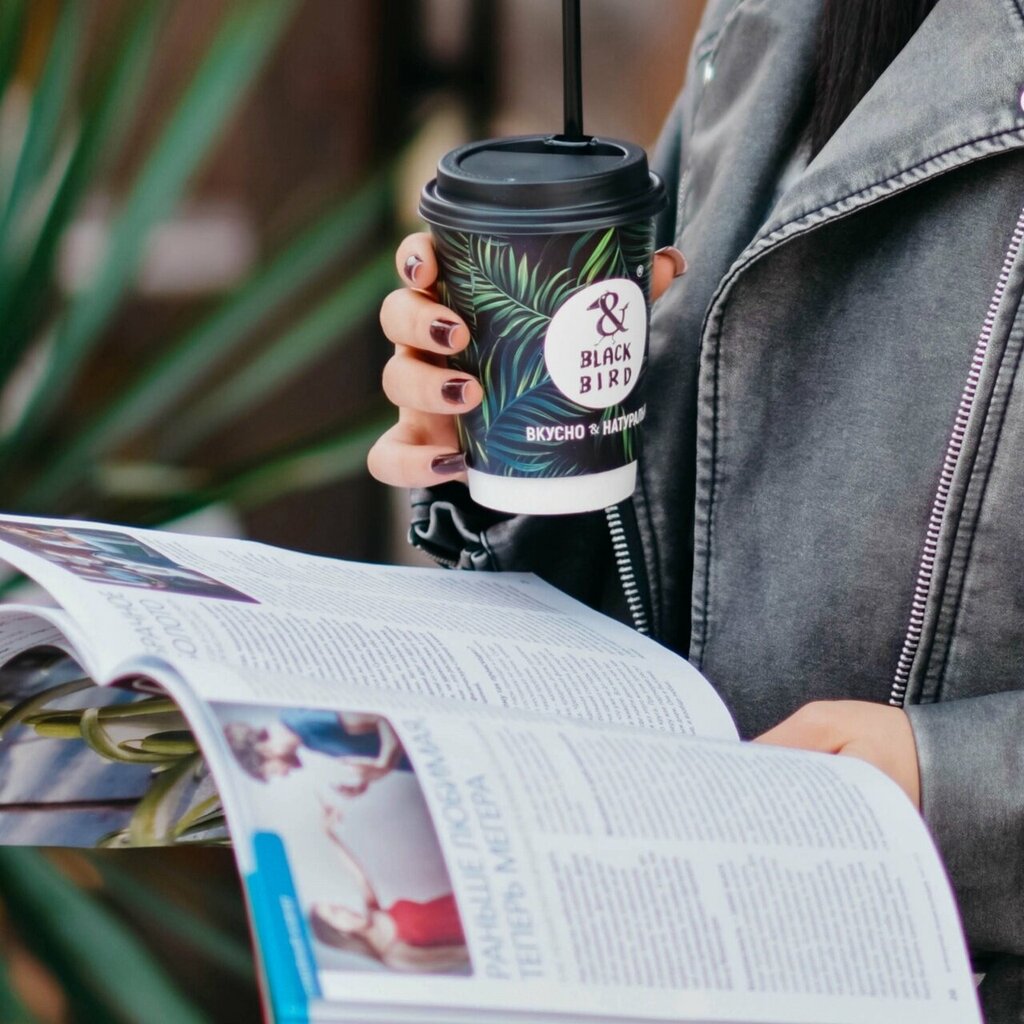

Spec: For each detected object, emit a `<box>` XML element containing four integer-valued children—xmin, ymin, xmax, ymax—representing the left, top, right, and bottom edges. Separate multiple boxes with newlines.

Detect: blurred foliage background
<box><xmin>0</xmin><ymin>0</ymin><xmax>700</xmax><ymax>1019</ymax></box>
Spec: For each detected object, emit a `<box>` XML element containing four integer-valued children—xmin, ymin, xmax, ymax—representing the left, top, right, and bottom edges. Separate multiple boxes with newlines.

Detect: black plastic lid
<box><xmin>420</xmin><ymin>134</ymin><xmax>666</xmax><ymax>235</ymax></box>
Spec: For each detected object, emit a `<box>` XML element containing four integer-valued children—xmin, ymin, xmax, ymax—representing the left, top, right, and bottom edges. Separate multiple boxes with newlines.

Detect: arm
<box><xmin>905</xmin><ymin>692</ymin><xmax>1024</xmax><ymax>957</ymax></box>
<box><xmin>372</xmin><ymin>718</ymin><xmax>404</xmax><ymax>772</ymax></box>
<box><xmin>370</xmin><ymin>89</ymin><xmax>690</xmax><ymax>580</ymax></box>
<box><xmin>319</xmin><ymin>800</ymin><xmax>379</xmax><ymax>909</ymax></box>
<box><xmin>380</xmin><ymin>943</ymin><xmax>469</xmax><ymax>973</ymax></box>
<box><xmin>335</xmin><ymin>712</ymin><xmax>403</xmax><ymax>771</ymax></box>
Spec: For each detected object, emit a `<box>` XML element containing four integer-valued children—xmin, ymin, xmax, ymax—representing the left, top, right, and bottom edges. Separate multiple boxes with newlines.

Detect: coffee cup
<box><xmin>419</xmin><ymin>134</ymin><xmax>665</xmax><ymax>515</ymax></box>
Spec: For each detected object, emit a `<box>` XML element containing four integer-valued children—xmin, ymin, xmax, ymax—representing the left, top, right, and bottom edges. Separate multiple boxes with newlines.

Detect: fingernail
<box><xmin>655</xmin><ymin>245</ymin><xmax>688</xmax><ymax>277</ymax></box>
<box><xmin>431</xmin><ymin>452</ymin><xmax>466</xmax><ymax>475</ymax></box>
<box><xmin>430</xmin><ymin>318</ymin><xmax>460</xmax><ymax>349</ymax></box>
<box><xmin>441</xmin><ymin>378</ymin><xmax>471</xmax><ymax>405</ymax></box>
<box><xmin>403</xmin><ymin>254</ymin><xmax>424</xmax><ymax>284</ymax></box>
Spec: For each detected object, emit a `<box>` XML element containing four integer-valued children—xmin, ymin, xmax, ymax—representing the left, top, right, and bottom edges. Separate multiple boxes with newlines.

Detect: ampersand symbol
<box><xmin>587</xmin><ymin>290</ymin><xmax>630</xmax><ymax>339</ymax></box>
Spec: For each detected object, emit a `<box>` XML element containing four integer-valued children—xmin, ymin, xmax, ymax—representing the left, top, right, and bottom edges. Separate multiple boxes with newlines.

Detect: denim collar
<box><xmin>760</xmin><ymin>0</ymin><xmax>1024</xmax><ymax>242</ymax></box>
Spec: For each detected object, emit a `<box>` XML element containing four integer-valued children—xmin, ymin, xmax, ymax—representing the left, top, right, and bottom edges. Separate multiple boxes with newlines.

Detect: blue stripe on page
<box><xmin>246</xmin><ymin>831</ymin><xmax>322</xmax><ymax>1024</ymax></box>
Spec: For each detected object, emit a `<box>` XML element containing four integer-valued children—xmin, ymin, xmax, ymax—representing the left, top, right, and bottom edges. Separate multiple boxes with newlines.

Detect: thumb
<box><xmin>651</xmin><ymin>246</ymin><xmax>687</xmax><ymax>301</ymax></box>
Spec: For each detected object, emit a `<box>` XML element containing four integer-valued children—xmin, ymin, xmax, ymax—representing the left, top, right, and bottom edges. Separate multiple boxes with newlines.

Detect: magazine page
<box><xmin>382</xmin><ymin>712</ymin><xmax>979</xmax><ymax>1024</ymax></box>
<box><xmin>177</xmin><ymin>695</ymin><xmax>472</xmax><ymax>1024</ymax></box>
<box><xmin>0</xmin><ymin>606</ymin><xmax>83</xmax><ymax>667</ymax></box>
<box><xmin>159</xmin><ymin>669</ymin><xmax>977</xmax><ymax>1024</ymax></box>
<box><xmin>0</xmin><ymin>514</ymin><xmax>736</xmax><ymax>741</ymax></box>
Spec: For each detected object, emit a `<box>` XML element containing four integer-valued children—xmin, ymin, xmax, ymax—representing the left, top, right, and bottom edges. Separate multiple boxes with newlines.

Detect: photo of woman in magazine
<box><xmin>216</xmin><ymin>703</ymin><xmax>472</xmax><ymax>978</ymax></box>
<box><xmin>311</xmin><ymin>798</ymin><xmax>468</xmax><ymax>973</ymax></box>
<box><xmin>223</xmin><ymin>709</ymin><xmax>412</xmax><ymax>796</ymax></box>
<box><xmin>0</xmin><ymin>520</ymin><xmax>256</xmax><ymax>602</ymax></box>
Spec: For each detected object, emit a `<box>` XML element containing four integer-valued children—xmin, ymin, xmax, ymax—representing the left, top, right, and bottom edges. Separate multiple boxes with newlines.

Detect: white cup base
<box><xmin>467</xmin><ymin>463</ymin><xmax>637</xmax><ymax>515</ymax></box>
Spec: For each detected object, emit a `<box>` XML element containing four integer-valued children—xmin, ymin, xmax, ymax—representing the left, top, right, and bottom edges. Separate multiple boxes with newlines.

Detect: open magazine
<box><xmin>0</xmin><ymin>513</ymin><xmax>980</xmax><ymax>1024</ymax></box>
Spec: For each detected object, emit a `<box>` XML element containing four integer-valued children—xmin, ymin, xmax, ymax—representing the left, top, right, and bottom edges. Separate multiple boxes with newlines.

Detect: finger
<box><xmin>651</xmin><ymin>246</ymin><xmax>688</xmax><ymax>302</ymax></box>
<box><xmin>367</xmin><ymin>414</ymin><xmax>467</xmax><ymax>488</ymax></box>
<box><xmin>382</xmin><ymin>347</ymin><xmax>482</xmax><ymax>414</ymax></box>
<box><xmin>396</xmin><ymin>232</ymin><xmax>439</xmax><ymax>290</ymax></box>
<box><xmin>380</xmin><ymin>288</ymin><xmax>470</xmax><ymax>354</ymax></box>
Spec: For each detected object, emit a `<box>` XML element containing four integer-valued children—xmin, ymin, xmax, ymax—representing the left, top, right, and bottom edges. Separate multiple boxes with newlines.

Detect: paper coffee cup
<box><xmin>420</xmin><ymin>135</ymin><xmax>665</xmax><ymax>515</ymax></box>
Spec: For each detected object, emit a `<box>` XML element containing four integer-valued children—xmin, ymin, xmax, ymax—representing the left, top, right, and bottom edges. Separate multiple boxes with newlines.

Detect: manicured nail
<box><xmin>403</xmin><ymin>254</ymin><xmax>424</xmax><ymax>284</ymax></box>
<box><xmin>655</xmin><ymin>245</ymin><xmax>688</xmax><ymax>277</ymax></box>
<box><xmin>431</xmin><ymin>452</ymin><xmax>466</xmax><ymax>475</ymax></box>
<box><xmin>441</xmin><ymin>378</ymin><xmax>471</xmax><ymax>405</ymax></box>
<box><xmin>430</xmin><ymin>318</ymin><xmax>460</xmax><ymax>349</ymax></box>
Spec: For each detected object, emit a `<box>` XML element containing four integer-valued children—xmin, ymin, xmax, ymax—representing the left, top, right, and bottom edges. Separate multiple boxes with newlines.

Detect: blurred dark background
<box><xmin>0</xmin><ymin>1</ymin><xmax>703</xmax><ymax>1020</ymax></box>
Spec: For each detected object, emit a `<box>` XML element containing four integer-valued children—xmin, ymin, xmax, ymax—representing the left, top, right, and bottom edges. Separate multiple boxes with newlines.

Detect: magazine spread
<box><xmin>0</xmin><ymin>514</ymin><xmax>982</xmax><ymax>1024</ymax></box>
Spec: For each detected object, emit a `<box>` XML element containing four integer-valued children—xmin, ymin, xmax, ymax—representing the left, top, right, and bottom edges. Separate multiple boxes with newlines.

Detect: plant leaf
<box><xmin>128</xmin><ymin>754</ymin><xmax>202</xmax><ymax>846</ymax></box>
<box><xmin>167</xmin><ymin>250</ymin><xmax>394</xmax><ymax>456</ymax></box>
<box><xmin>0</xmin><ymin>0</ymin><xmax>165</xmax><ymax>382</ymax></box>
<box><xmin>94</xmin><ymin>859</ymin><xmax>254</xmax><ymax>981</ymax></box>
<box><xmin>0</xmin><ymin>1</ymin><xmax>83</xmax><ymax>249</ymax></box>
<box><xmin>0</xmin><ymin>676</ymin><xmax>93</xmax><ymax>738</ymax></box>
<box><xmin>131</xmin><ymin>408</ymin><xmax>392</xmax><ymax>522</ymax></box>
<box><xmin>0</xmin><ymin>848</ymin><xmax>212</xmax><ymax>1023</ymax></box>
<box><xmin>18</xmin><ymin>175</ymin><xmax>390</xmax><ymax>509</ymax></box>
<box><xmin>0</xmin><ymin>1</ymin><xmax>27</xmax><ymax>118</ymax></box>
<box><xmin>0</xmin><ymin>847</ymin><xmax>211</xmax><ymax>1024</ymax></box>
<box><xmin>0</xmin><ymin>0</ymin><xmax>296</xmax><ymax>465</ymax></box>
<box><xmin>80</xmin><ymin>707</ymin><xmax>172</xmax><ymax>764</ymax></box>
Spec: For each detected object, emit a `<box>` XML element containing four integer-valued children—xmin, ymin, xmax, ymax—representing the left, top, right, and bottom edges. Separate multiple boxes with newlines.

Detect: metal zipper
<box><xmin>889</xmin><ymin>204</ymin><xmax>1024</xmax><ymax>707</ymax></box>
<box><xmin>605</xmin><ymin>503</ymin><xmax>651</xmax><ymax>635</ymax></box>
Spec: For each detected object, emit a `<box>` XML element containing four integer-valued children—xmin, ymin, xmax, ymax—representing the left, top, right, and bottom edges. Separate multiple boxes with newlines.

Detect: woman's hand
<box><xmin>753</xmin><ymin>700</ymin><xmax>921</xmax><ymax>808</ymax></box>
<box><xmin>367</xmin><ymin>233</ymin><xmax>687</xmax><ymax>489</ymax></box>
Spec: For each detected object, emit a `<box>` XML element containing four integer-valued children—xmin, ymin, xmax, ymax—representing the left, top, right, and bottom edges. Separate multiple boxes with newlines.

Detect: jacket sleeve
<box><xmin>905</xmin><ymin>693</ymin><xmax>1024</xmax><ymax>957</ymax></box>
<box><xmin>410</xmin><ymin>482</ymin><xmax>629</xmax><ymax>612</ymax></box>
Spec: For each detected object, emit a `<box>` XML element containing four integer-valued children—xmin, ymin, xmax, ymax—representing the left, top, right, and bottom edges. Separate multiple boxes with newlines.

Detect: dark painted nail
<box><xmin>655</xmin><ymin>245</ymin><xmax>688</xmax><ymax>277</ymax></box>
<box><xmin>431</xmin><ymin>452</ymin><xmax>466</xmax><ymax>475</ymax></box>
<box><xmin>403</xmin><ymin>254</ymin><xmax>424</xmax><ymax>284</ymax></box>
<box><xmin>430</xmin><ymin>318</ymin><xmax>460</xmax><ymax>348</ymax></box>
<box><xmin>441</xmin><ymin>378</ymin><xmax>470</xmax><ymax>405</ymax></box>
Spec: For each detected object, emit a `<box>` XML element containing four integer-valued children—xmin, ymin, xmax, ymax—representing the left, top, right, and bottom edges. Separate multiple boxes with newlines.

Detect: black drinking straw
<box><xmin>562</xmin><ymin>0</ymin><xmax>585</xmax><ymax>140</ymax></box>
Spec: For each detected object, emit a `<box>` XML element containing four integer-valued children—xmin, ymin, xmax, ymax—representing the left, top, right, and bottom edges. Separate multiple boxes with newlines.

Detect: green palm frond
<box><xmin>0</xmin><ymin>0</ymin><xmax>164</xmax><ymax>383</ymax></box>
<box><xmin>0</xmin><ymin>0</ymin><xmax>296</xmax><ymax>464</ymax></box>
<box><xmin>0</xmin><ymin>849</ymin><xmax>212</xmax><ymax>1023</ymax></box>
<box><xmin>0</xmin><ymin>2</ymin><xmax>84</xmax><ymax>258</ymax></box>
<box><xmin>618</xmin><ymin>220</ymin><xmax>655</xmax><ymax>282</ymax></box>
<box><xmin>572</xmin><ymin>226</ymin><xmax>618</xmax><ymax>284</ymax></box>
<box><xmin>0</xmin><ymin>0</ymin><xmax>404</xmax><ymax>525</ymax></box>
<box><xmin>0</xmin><ymin>2</ymin><xmax>27</xmax><ymax>106</ymax></box>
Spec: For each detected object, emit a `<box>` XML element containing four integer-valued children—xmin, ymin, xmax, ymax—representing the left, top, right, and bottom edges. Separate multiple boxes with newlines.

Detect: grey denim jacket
<box><xmin>411</xmin><ymin>0</ymin><xmax>1024</xmax><ymax>1016</ymax></box>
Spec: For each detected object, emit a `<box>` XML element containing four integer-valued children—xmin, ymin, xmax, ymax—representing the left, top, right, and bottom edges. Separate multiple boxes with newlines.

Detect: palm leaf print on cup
<box><xmin>420</xmin><ymin>132</ymin><xmax>665</xmax><ymax>514</ymax></box>
<box><xmin>433</xmin><ymin>221</ymin><xmax>654</xmax><ymax>503</ymax></box>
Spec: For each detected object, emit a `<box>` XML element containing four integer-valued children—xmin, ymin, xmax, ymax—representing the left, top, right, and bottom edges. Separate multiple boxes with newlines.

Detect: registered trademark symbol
<box><xmin>635</xmin><ymin>264</ymin><xmax>644</xmax><ymax>278</ymax></box>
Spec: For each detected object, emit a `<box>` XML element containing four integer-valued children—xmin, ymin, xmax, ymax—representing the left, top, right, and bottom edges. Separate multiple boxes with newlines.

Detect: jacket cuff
<box><xmin>905</xmin><ymin>692</ymin><xmax>1024</xmax><ymax>955</ymax></box>
<box><xmin>408</xmin><ymin>485</ymin><xmax>624</xmax><ymax>616</ymax></box>
<box><xmin>409</xmin><ymin>484</ymin><xmax>507</xmax><ymax>570</ymax></box>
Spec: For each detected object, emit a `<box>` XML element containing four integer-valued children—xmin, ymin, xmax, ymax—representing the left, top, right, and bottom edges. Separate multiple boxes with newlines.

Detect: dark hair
<box><xmin>809</xmin><ymin>0</ymin><xmax>940</xmax><ymax>156</ymax></box>
<box><xmin>308</xmin><ymin>905</ymin><xmax>379</xmax><ymax>961</ymax></box>
<box><xmin>223</xmin><ymin>722</ymin><xmax>271</xmax><ymax>781</ymax></box>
